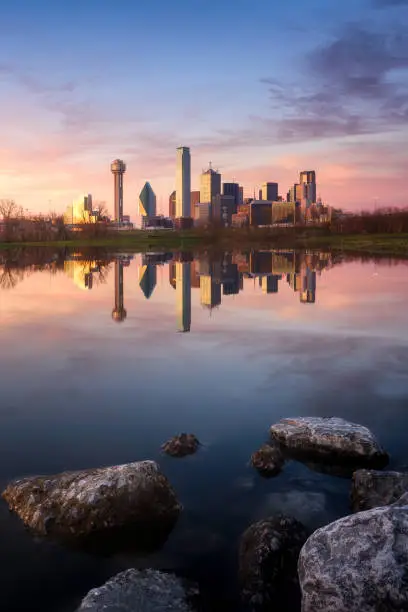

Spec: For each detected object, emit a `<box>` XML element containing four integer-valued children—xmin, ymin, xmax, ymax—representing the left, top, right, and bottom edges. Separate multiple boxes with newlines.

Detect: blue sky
<box><xmin>1</xmin><ymin>0</ymin><xmax>407</xmax><ymax>215</ymax></box>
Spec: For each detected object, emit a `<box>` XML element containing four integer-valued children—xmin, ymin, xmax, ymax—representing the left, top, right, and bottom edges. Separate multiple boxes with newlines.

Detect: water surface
<box><xmin>1</xmin><ymin>249</ymin><xmax>408</xmax><ymax>611</ymax></box>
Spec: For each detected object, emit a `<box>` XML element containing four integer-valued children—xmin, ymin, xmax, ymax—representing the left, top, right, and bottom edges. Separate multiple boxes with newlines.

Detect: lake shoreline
<box><xmin>1</xmin><ymin>229</ymin><xmax>408</xmax><ymax>258</ymax></box>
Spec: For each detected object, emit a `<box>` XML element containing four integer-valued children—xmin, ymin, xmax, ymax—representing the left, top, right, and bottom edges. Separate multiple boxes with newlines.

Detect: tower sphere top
<box><xmin>111</xmin><ymin>159</ymin><xmax>126</xmax><ymax>174</ymax></box>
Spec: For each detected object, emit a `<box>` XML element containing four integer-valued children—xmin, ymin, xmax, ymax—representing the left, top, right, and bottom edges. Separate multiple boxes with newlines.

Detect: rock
<box><xmin>271</xmin><ymin>417</ymin><xmax>388</xmax><ymax>467</ymax></box>
<box><xmin>250</xmin><ymin>444</ymin><xmax>284</xmax><ymax>477</ymax></box>
<box><xmin>162</xmin><ymin>433</ymin><xmax>200</xmax><ymax>457</ymax></box>
<box><xmin>298</xmin><ymin>493</ymin><xmax>408</xmax><ymax>612</ymax></box>
<box><xmin>351</xmin><ymin>469</ymin><xmax>408</xmax><ymax>512</ymax></box>
<box><xmin>77</xmin><ymin>568</ymin><xmax>198</xmax><ymax>611</ymax></box>
<box><xmin>239</xmin><ymin>515</ymin><xmax>308</xmax><ymax>610</ymax></box>
<box><xmin>2</xmin><ymin>461</ymin><xmax>181</xmax><ymax>543</ymax></box>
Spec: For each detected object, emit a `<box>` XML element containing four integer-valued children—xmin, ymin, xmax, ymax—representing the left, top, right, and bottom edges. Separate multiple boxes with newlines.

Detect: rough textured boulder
<box><xmin>298</xmin><ymin>493</ymin><xmax>408</xmax><ymax>612</ymax></box>
<box><xmin>162</xmin><ymin>433</ymin><xmax>200</xmax><ymax>458</ymax></box>
<box><xmin>77</xmin><ymin>569</ymin><xmax>198</xmax><ymax>611</ymax></box>
<box><xmin>2</xmin><ymin>461</ymin><xmax>181</xmax><ymax>542</ymax></box>
<box><xmin>250</xmin><ymin>444</ymin><xmax>284</xmax><ymax>477</ymax></box>
<box><xmin>352</xmin><ymin>469</ymin><xmax>408</xmax><ymax>512</ymax></box>
<box><xmin>239</xmin><ymin>516</ymin><xmax>308</xmax><ymax>610</ymax></box>
<box><xmin>271</xmin><ymin>417</ymin><xmax>388</xmax><ymax>467</ymax></box>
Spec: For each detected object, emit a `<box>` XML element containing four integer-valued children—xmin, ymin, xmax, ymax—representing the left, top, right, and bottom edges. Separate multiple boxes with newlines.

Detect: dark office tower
<box><xmin>258</xmin><ymin>189</ymin><xmax>263</xmax><ymax>200</ymax></box>
<box><xmin>261</xmin><ymin>182</ymin><xmax>278</xmax><ymax>202</ymax></box>
<box><xmin>223</xmin><ymin>182</ymin><xmax>240</xmax><ymax>213</ymax></box>
<box><xmin>169</xmin><ymin>191</ymin><xmax>176</xmax><ymax>218</ymax></box>
<box><xmin>112</xmin><ymin>260</ymin><xmax>127</xmax><ymax>322</ymax></box>
<box><xmin>190</xmin><ymin>190</ymin><xmax>200</xmax><ymax>217</ymax></box>
<box><xmin>239</xmin><ymin>186</ymin><xmax>244</xmax><ymax>204</ymax></box>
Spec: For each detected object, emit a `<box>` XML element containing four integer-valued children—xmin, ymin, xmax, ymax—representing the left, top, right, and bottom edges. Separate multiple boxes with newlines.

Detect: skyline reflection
<box><xmin>0</xmin><ymin>249</ymin><xmax>334</xmax><ymax>333</ymax></box>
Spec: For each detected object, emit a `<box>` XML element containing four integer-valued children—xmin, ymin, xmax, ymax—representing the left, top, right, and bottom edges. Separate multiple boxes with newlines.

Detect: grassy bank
<box><xmin>1</xmin><ymin>229</ymin><xmax>408</xmax><ymax>257</ymax></box>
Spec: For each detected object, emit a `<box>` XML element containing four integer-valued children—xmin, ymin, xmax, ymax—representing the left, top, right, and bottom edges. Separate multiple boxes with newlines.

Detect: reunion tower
<box><xmin>110</xmin><ymin>159</ymin><xmax>126</xmax><ymax>223</ymax></box>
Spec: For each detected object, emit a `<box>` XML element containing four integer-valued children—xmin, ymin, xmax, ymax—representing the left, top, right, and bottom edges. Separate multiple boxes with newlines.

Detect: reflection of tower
<box><xmin>259</xmin><ymin>275</ymin><xmax>280</xmax><ymax>294</ymax></box>
<box><xmin>139</xmin><ymin>262</ymin><xmax>157</xmax><ymax>299</ymax></box>
<box><xmin>300</xmin><ymin>267</ymin><xmax>316</xmax><ymax>304</ymax></box>
<box><xmin>200</xmin><ymin>275</ymin><xmax>222</xmax><ymax>309</ymax></box>
<box><xmin>176</xmin><ymin>262</ymin><xmax>191</xmax><ymax>332</ymax></box>
<box><xmin>111</xmin><ymin>159</ymin><xmax>126</xmax><ymax>223</ymax></box>
<box><xmin>112</xmin><ymin>260</ymin><xmax>127</xmax><ymax>322</ymax></box>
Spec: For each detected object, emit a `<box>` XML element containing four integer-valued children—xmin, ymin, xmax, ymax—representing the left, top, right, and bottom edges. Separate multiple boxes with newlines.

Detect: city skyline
<box><xmin>1</xmin><ymin>0</ymin><xmax>407</xmax><ymax>215</ymax></box>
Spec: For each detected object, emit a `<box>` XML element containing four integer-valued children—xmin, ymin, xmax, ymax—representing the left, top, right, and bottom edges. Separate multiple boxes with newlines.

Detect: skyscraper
<box><xmin>223</xmin><ymin>182</ymin><xmax>240</xmax><ymax>213</ymax></box>
<box><xmin>190</xmin><ymin>190</ymin><xmax>200</xmax><ymax>217</ymax></box>
<box><xmin>169</xmin><ymin>191</ymin><xmax>176</xmax><ymax>218</ymax></box>
<box><xmin>299</xmin><ymin>171</ymin><xmax>316</xmax><ymax>208</ymax></box>
<box><xmin>176</xmin><ymin>147</ymin><xmax>191</xmax><ymax>218</ymax></box>
<box><xmin>176</xmin><ymin>261</ymin><xmax>191</xmax><ymax>332</ymax></box>
<box><xmin>139</xmin><ymin>182</ymin><xmax>157</xmax><ymax>228</ymax></box>
<box><xmin>111</xmin><ymin>159</ymin><xmax>126</xmax><ymax>223</ymax></box>
<box><xmin>261</xmin><ymin>182</ymin><xmax>278</xmax><ymax>202</ymax></box>
<box><xmin>200</xmin><ymin>165</ymin><xmax>221</xmax><ymax>205</ymax></box>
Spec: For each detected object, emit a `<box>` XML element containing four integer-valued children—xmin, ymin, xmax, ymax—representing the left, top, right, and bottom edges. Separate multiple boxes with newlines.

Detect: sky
<box><xmin>0</xmin><ymin>0</ymin><xmax>407</xmax><ymax>217</ymax></box>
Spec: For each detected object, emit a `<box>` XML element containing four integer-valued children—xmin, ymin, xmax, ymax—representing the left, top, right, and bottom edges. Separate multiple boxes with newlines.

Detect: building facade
<box><xmin>200</xmin><ymin>166</ymin><xmax>221</xmax><ymax>205</ymax></box>
<box><xmin>139</xmin><ymin>182</ymin><xmax>157</xmax><ymax>228</ymax></box>
<box><xmin>299</xmin><ymin>171</ymin><xmax>316</xmax><ymax>208</ymax></box>
<box><xmin>64</xmin><ymin>194</ymin><xmax>95</xmax><ymax>224</ymax></box>
<box><xmin>261</xmin><ymin>182</ymin><xmax>279</xmax><ymax>202</ymax></box>
<box><xmin>176</xmin><ymin>147</ymin><xmax>191</xmax><ymax>218</ymax></box>
<box><xmin>169</xmin><ymin>191</ymin><xmax>176</xmax><ymax>218</ymax></box>
<box><xmin>190</xmin><ymin>190</ymin><xmax>200</xmax><ymax>217</ymax></box>
<box><xmin>223</xmin><ymin>182</ymin><xmax>240</xmax><ymax>213</ymax></box>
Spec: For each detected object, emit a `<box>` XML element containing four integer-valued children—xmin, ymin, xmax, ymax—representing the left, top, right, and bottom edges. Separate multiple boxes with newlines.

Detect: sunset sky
<box><xmin>1</xmin><ymin>0</ymin><xmax>407</xmax><ymax>217</ymax></box>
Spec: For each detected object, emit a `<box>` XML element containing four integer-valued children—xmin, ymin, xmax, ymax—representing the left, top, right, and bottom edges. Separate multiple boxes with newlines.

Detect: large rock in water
<box><xmin>239</xmin><ymin>516</ymin><xmax>308</xmax><ymax>610</ymax></box>
<box><xmin>270</xmin><ymin>417</ymin><xmax>388</xmax><ymax>466</ymax></box>
<box><xmin>298</xmin><ymin>493</ymin><xmax>408</xmax><ymax>612</ymax></box>
<box><xmin>77</xmin><ymin>569</ymin><xmax>198</xmax><ymax>611</ymax></box>
<box><xmin>2</xmin><ymin>461</ymin><xmax>181</xmax><ymax>542</ymax></box>
<box><xmin>352</xmin><ymin>469</ymin><xmax>408</xmax><ymax>512</ymax></box>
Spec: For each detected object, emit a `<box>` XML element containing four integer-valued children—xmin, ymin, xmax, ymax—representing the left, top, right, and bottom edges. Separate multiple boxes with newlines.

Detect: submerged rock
<box><xmin>239</xmin><ymin>515</ymin><xmax>308</xmax><ymax>610</ymax></box>
<box><xmin>270</xmin><ymin>417</ymin><xmax>388</xmax><ymax>467</ymax></box>
<box><xmin>298</xmin><ymin>493</ymin><xmax>408</xmax><ymax>612</ymax></box>
<box><xmin>162</xmin><ymin>433</ymin><xmax>200</xmax><ymax>458</ymax></box>
<box><xmin>250</xmin><ymin>444</ymin><xmax>284</xmax><ymax>477</ymax></box>
<box><xmin>77</xmin><ymin>568</ymin><xmax>198</xmax><ymax>611</ymax></box>
<box><xmin>351</xmin><ymin>469</ymin><xmax>408</xmax><ymax>512</ymax></box>
<box><xmin>2</xmin><ymin>461</ymin><xmax>181</xmax><ymax>542</ymax></box>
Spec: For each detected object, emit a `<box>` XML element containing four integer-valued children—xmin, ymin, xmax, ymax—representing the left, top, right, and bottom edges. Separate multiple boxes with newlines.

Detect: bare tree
<box><xmin>93</xmin><ymin>200</ymin><xmax>110</xmax><ymax>221</ymax></box>
<box><xmin>0</xmin><ymin>199</ymin><xmax>23</xmax><ymax>220</ymax></box>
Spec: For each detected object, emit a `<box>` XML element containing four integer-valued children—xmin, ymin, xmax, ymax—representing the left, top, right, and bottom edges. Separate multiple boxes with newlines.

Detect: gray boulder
<box><xmin>352</xmin><ymin>469</ymin><xmax>408</xmax><ymax>512</ymax></box>
<box><xmin>239</xmin><ymin>515</ymin><xmax>308</xmax><ymax>610</ymax></box>
<box><xmin>298</xmin><ymin>493</ymin><xmax>408</xmax><ymax>612</ymax></box>
<box><xmin>2</xmin><ymin>461</ymin><xmax>181</xmax><ymax>542</ymax></box>
<box><xmin>250</xmin><ymin>443</ymin><xmax>284</xmax><ymax>477</ymax></box>
<box><xmin>271</xmin><ymin>417</ymin><xmax>388</xmax><ymax>466</ymax></box>
<box><xmin>77</xmin><ymin>568</ymin><xmax>198</xmax><ymax>611</ymax></box>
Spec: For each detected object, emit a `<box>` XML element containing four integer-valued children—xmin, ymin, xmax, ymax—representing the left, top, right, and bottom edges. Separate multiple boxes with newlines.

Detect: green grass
<box><xmin>1</xmin><ymin>229</ymin><xmax>408</xmax><ymax>257</ymax></box>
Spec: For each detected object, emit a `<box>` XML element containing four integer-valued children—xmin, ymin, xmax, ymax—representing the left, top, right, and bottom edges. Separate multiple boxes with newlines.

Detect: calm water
<box><xmin>1</xmin><ymin>249</ymin><xmax>408</xmax><ymax>611</ymax></box>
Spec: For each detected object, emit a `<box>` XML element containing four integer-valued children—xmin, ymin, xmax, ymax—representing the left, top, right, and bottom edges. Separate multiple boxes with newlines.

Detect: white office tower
<box><xmin>176</xmin><ymin>146</ymin><xmax>191</xmax><ymax>218</ymax></box>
